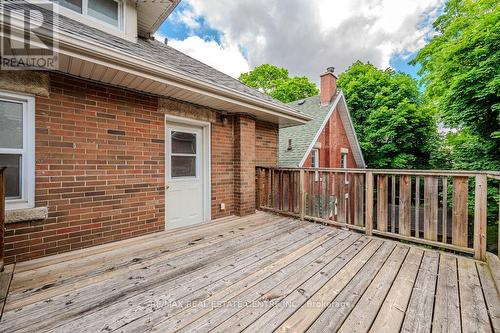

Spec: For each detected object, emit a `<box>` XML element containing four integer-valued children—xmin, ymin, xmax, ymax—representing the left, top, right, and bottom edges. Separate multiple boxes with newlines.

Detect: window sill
<box><xmin>5</xmin><ymin>207</ymin><xmax>48</xmax><ymax>224</ymax></box>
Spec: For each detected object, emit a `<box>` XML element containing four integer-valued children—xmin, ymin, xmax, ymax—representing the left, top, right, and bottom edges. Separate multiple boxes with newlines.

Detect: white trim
<box><xmin>341</xmin><ymin>151</ymin><xmax>348</xmax><ymax>169</ymax></box>
<box><xmin>311</xmin><ymin>149</ymin><xmax>319</xmax><ymax>168</ymax></box>
<box><xmin>298</xmin><ymin>93</ymin><xmax>342</xmax><ymax>167</ymax></box>
<box><xmin>165</xmin><ymin>115</ymin><xmax>211</xmax><ymax>225</ymax></box>
<box><xmin>337</xmin><ymin>91</ymin><xmax>366</xmax><ymax>168</ymax></box>
<box><xmin>51</xmin><ymin>0</ymin><xmax>125</xmax><ymax>33</ymax></box>
<box><xmin>0</xmin><ymin>90</ymin><xmax>35</xmax><ymax>210</ymax></box>
<box><xmin>166</xmin><ymin>127</ymin><xmax>200</xmax><ymax>180</ymax></box>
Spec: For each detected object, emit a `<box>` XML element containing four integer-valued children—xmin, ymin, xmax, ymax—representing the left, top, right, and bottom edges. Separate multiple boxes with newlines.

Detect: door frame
<box><xmin>165</xmin><ymin>115</ymin><xmax>211</xmax><ymax>227</ymax></box>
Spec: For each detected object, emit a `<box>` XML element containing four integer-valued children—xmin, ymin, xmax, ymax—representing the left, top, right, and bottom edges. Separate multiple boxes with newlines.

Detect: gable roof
<box><xmin>279</xmin><ymin>91</ymin><xmax>366</xmax><ymax>167</ymax></box>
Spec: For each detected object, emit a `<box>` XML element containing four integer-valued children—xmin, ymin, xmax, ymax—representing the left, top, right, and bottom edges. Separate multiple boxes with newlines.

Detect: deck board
<box><xmin>0</xmin><ymin>211</ymin><xmax>498</xmax><ymax>332</ymax></box>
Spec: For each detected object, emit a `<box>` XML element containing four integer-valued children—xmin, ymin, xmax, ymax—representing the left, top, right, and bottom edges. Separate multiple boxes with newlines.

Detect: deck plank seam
<box><xmin>149</xmin><ymin>229</ymin><xmax>350</xmax><ymax>332</ymax></box>
<box><xmin>38</xmin><ymin>221</ymin><xmax>332</xmax><ymax>332</ymax></box>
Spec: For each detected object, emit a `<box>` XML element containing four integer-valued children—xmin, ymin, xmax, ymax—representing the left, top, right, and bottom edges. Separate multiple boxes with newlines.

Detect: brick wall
<box><xmin>234</xmin><ymin>115</ymin><xmax>256</xmax><ymax>216</ymax></box>
<box><xmin>211</xmin><ymin>116</ymin><xmax>235</xmax><ymax>219</ymax></box>
<box><xmin>3</xmin><ymin>74</ymin><xmax>279</xmax><ymax>263</ymax></box>
<box><xmin>4</xmin><ymin>74</ymin><xmax>165</xmax><ymax>263</ymax></box>
<box><xmin>255</xmin><ymin>120</ymin><xmax>278</xmax><ymax>166</ymax></box>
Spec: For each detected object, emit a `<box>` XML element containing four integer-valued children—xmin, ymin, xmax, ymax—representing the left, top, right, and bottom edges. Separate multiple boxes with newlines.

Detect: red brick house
<box><xmin>279</xmin><ymin>68</ymin><xmax>365</xmax><ymax>169</ymax></box>
<box><xmin>0</xmin><ymin>1</ymin><xmax>311</xmax><ymax>263</ymax></box>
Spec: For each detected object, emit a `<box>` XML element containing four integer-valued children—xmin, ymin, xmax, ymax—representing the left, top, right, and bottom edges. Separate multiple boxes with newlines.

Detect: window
<box><xmin>170</xmin><ymin>131</ymin><xmax>197</xmax><ymax>178</ymax></box>
<box><xmin>0</xmin><ymin>92</ymin><xmax>35</xmax><ymax>210</ymax></box>
<box><xmin>55</xmin><ymin>0</ymin><xmax>122</xmax><ymax>28</ymax></box>
<box><xmin>341</xmin><ymin>152</ymin><xmax>348</xmax><ymax>168</ymax></box>
<box><xmin>311</xmin><ymin>149</ymin><xmax>319</xmax><ymax>168</ymax></box>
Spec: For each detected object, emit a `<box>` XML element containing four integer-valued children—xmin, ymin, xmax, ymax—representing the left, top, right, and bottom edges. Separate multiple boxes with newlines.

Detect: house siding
<box><xmin>303</xmin><ymin>107</ymin><xmax>358</xmax><ymax>168</ymax></box>
<box><xmin>3</xmin><ymin>73</ymin><xmax>279</xmax><ymax>263</ymax></box>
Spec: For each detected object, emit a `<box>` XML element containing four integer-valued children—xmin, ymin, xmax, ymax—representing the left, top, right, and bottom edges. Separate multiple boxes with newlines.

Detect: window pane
<box><xmin>88</xmin><ymin>0</ymin><xmax>119</xmax><ymax>26</ymax></box>
<box><xmin>0</xmin><ymin>154</ymin><xmax>21</xmax><ymax>198</ymax></box>
<box><xmin>0</xmin><ymin>100</ymin><xmax>23</xmax><ymax>149</ymax></box>
<box><xmin>171</xmin><ymin>156</ymin><xmax>196</xmax><ymax>178</ymax></box>
<box><xmin>171</xmin><ymin>131</ymin><xmax>196</xmax><ymax>154</ymax></box>
<box><xmin>57</xmin><ymin>0</ymin><xmax>83</xmax><ymax>13</ymax></box>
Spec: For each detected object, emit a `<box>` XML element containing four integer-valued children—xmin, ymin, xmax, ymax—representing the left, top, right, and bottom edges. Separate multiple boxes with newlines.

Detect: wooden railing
<box><xmin>0</xmin><ymin>167</ymin><xmax>5</xmax><ymax>271</ymax></box>
<box><xmin>256</xmin><ymin>167</ymin><xmax>500</xmax><ymax>261</ymax></box>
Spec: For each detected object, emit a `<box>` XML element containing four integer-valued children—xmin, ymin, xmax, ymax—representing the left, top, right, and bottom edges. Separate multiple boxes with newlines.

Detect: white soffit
<box><xmin>57</xmin><ymin>53</ymin><xmax>306</xmax><ymax>127</ymax></box>
<box><xmin>136</xmin><ymin>0</ymin><xmax>180</xmax><ymax>37</ymax></box>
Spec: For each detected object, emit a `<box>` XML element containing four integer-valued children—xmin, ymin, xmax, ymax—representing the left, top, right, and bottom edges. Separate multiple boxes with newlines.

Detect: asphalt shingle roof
<box><xmin>4</xmin><ymin>1</ymin><xmax>293</xmax><ymax>111</ymax></box>
<box><xmin>279</xmin><ymin>95</ymin><xmax>337</xmax><ymax>167</ymax></box>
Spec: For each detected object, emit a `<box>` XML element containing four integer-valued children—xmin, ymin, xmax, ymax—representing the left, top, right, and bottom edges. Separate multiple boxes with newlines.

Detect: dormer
<box><xmin>47</xmin><ymin>0</ymin><xmax>180</xmax><ymax>41</ymax></box>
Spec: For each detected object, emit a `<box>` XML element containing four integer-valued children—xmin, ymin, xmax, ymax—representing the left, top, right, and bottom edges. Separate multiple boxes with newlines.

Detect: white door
<box><xmin>166</xmin><ymin>123</ymin><xmax>205</xmax><ymax>229</ymax></box>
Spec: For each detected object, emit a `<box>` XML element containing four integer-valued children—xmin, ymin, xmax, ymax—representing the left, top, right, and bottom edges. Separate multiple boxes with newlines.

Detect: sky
<box><xmin>156</xmin><ymin>0</ymin><xmax>445</xmax><ymax>83</ymax></box>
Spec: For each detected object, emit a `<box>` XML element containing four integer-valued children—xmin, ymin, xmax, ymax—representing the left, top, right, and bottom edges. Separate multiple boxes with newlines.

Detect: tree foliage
<box><xmin>337</xmin><ymin>61</ymin><xmax>437</xmax><ymax>169</ymax></box>
<box><xmin>239</xmin><ymin>64</ymin><xmax>318</xmax><ymax>103</ymax></box>
<box><xmin>412</xmin><ymin>0</ymin><xmax>500</xmax><ymax>167</ymax></box>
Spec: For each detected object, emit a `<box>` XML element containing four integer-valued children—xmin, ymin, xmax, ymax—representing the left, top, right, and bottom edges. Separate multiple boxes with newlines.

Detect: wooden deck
<box><xmin>0</xmin><ymin>211</ymin><xmax>498</xmax><ymax>332</ymax></box>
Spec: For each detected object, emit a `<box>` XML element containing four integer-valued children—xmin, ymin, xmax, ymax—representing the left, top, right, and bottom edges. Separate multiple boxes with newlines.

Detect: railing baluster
<box><xmin>474</xmin><ymin>175</ymin><xmax>487</xmax><ymax>260</ymax></box>
<box><xmin>300</xmin><ymin>170</ymin><xmax>305</xmax><ymax>220</ymax></box>
<box><xmin>0</xmin><ymin>168</ymin><xmax>5</xmax><ymax>271</ymax></box>
<box><xmin>424</xmin><ymin>176</ymin><xmax>439</xmax><ymax>241</ymax></box>
<box><xmin>399</xmin><ymin>175</ymin><xmax>411</xmax><ymax>236</ymax></box>
<box><xmin>415</xmin><ymin>176</ymin><xmax>420</xmax><ymax>238</ymax></box>
<box><xmin>391</xmin><ymin>175</ymin><xmax>396</xmax><ymax>233</ymax></box>
<box><xmin>365</xmin><ymin>172</ymin><xmax>374</xmax><ymax>236</ymax></box>
<box><xmin>323</xmin><ymin>172</ymin><xmax>328</xmax><ymax>219</ymax></box>
<box><xmin>442</xmin><ymin>176</ymin><xmax>448</xmax><ymax>243</ymax></box>
<box><xmin>377</xmin><ymin>175</ymin><xmax>388</xmax><ymax>232</ymax></box>
<box><xmin>452</xmin><ymin>177</ymin><xmax>468</xmax><ymax>247</ymax></box>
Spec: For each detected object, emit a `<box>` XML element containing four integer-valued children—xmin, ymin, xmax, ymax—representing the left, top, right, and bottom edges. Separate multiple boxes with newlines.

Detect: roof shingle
<box><xmin>3</xmin><ymin>1</ymin><xmax>296</xmax><ymax>111</ymax></box>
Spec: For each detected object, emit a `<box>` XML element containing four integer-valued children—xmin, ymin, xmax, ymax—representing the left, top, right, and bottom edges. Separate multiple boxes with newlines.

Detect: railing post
<box><xmin>299</xmin><ymin>169</ymin><xmax>306</xmax><ymax>220</ymax></box>
<box><xmin>256</xmin><ymin>168</ymin><xmax>262</xmax><ymax>210</ymax></box>
<box><xmin>365</xmin><ymin>172</ymin><xmax>373</xmax><ymax>236</ymax></box>
<box><xmin>474</xmin><ymin>175</ymin><xmax>487</xmax><ymax>261</ymax></box>
<box><xmin>0</xmin><ymin>167</ymin><xmax>5</xmax><ymax>271</ymax></box>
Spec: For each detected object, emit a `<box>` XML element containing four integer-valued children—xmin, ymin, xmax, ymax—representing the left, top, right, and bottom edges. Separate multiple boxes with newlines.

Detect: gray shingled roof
<box><xmin>4</xmin><ymin>1</ymin><xmax>294</xmax><ymax>111</ymax></box>
<box><xmin>279</xmin><ymin>95</ymin><xmax>337</xmax><ymax>167</ymax></box>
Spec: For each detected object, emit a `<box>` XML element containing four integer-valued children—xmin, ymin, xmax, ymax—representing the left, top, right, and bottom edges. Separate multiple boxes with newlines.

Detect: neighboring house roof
<box><xmin>279</xmin><ymin>91</ymin><xmax>366</xmax><ymax>168</ymax></box>
<box><xmin>2</xmin><ymin>2</ymin><xmax>311</xmax><ymax>126</ymax></box>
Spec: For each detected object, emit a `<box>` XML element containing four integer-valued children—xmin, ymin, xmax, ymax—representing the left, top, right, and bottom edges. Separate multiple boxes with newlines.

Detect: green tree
<box><xmin>337</xmin><ymin>61</ymin><xmax>437</xmax><ymax>169</ymax></box>
<box><xmin>412</xmin><ymin>0</ymin><xmax>500</xmax><ymax>166</ymax></box>
<box><xmin>239</xmin><ymin>64</ymin><xmax>318</xmax><ymax>103</ymax></box>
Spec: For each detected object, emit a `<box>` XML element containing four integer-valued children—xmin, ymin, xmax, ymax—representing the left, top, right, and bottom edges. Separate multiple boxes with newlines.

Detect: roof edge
<box><xmin>338</xmin><ymin>90</ymin><xmax>366</xmax><ymax>168</ymax></box>
<box><xmin>4</xmin><ymin>11</ymin><xmax>312</xmax><ymax>125</ymax></box>
<box><xmin>148</xmin><ymin>0</ymin><xmax>181</xmax><ymax>36</ymax></box>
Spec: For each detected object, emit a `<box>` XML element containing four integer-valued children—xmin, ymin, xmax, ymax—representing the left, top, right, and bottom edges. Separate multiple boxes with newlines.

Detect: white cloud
<box><xmin>164</xmin><ymin>0</ymin><xmax>444</xmax><ymax>82</ymax></box>
<box><xmin>172</xmin><ymin>7</ymin><xmax>200</xmax><ymax>29</ymax></box>
<box><xmin>168</xmin><ymin>36</ymin><xmax>250</xmax><ymax>78</ymax></box>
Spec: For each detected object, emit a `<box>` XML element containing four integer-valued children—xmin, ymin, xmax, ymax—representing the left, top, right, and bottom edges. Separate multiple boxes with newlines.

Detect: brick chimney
<box><xmin>320</xmin><ymin>67</ymin><xmax>337</xmax><ymax>105</ymax></box>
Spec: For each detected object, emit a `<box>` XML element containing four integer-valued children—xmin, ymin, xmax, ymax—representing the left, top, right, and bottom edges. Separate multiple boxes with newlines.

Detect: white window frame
<box><xmin>167</xmin><ymin>127</ymin><xmax>200</xmax><ymax>181</ymax></box>
<box><xmin>0</xmin><ymin>91</ymin><xmax>36</xmax><ymax>210</ymax></box>
<box><xmin>311</xmin><ymin>149</ymin><xmax>320</xmax><ymax>168</ymax></box>
<box><xmin>56</xmin><ymin>0</ymin><xmax>124</xmax><ymax>31</ymax></box>
<box><xmin>341</xmin><ymin>152</ymin><xmax>348</xmax><ymax>169</ymax></box>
